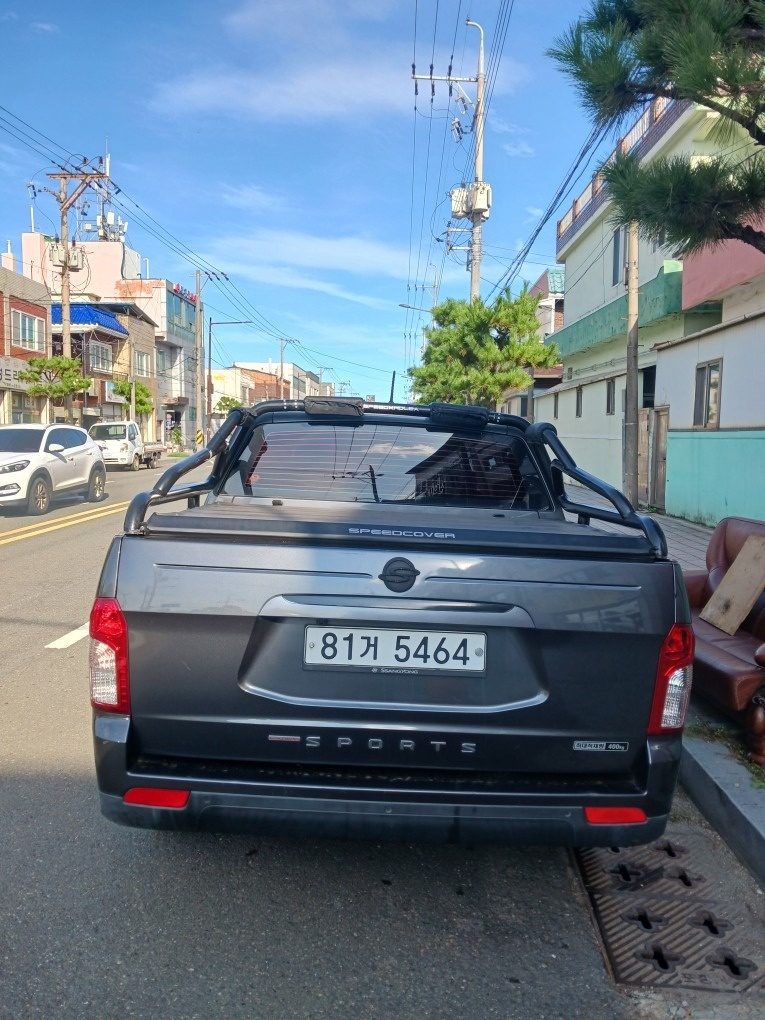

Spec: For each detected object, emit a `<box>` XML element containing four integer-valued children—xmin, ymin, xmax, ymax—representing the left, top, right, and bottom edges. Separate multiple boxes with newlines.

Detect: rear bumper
<box><xmin>94</xmin><ymin>714</ymin><xmax>681</xmax><ymax>846</ymax></box>
<box><xmin>99</xmin><ymin>789</ymin><xmax>670</xmax><ymax>846</ymax></box>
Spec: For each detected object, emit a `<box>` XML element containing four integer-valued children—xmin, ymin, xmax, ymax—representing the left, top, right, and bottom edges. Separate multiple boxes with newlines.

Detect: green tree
<box><xmin>215</xmin><ymin>395</ymin><xmax>244</xmax><ymax>415</ymax></box>
<box><xmin>110</xmin><ymin>380</ymin><xmax>154</xmax><ymax>420</ymax></box>
<box><xmin>408</xmin><ymin>285</ymin><xmax>560</xmax><ymax>409</ymax></box>
<box><xmin>17</xmin><ymin>356</ymin><xmax>92</xmax><ymax>406</ymax></box>
<box><xmin>549</xmin><ymin>0</ymin><xmax>765</xmax><ymax>254</ymax></box>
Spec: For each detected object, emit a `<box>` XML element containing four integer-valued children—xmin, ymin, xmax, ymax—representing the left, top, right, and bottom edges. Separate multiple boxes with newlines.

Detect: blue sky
<box><xmin>0</xmin><ymin>0</ymin><xmax>598</xmax><ymax>399</ymax></box>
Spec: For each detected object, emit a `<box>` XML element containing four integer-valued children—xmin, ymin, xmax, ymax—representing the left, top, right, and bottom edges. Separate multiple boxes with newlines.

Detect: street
<box><xmin>0</xmin><ymin>464</ymin><xmax>762</xmax><ymax>1020</ymax></box>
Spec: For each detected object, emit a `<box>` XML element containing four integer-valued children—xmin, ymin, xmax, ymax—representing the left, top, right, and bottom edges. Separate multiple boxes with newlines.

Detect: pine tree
<box><xmin>549</xmin><ymin>0</ymin><xmax>765</xmax><ymax>254</ymax></box>
<box><xmin>215</xmin><ymin>395</ymin><xmax>244</xmax><ymax>415</ymax></box>
<box><xmin>17</xmin><ymin>356</ymin><xmax>92</xmax><ymax>406</ymax></box>
<box><xmin>408</xmin><ymin>285</ymin><xmax>560</xmax><ymax>409</ymax></box>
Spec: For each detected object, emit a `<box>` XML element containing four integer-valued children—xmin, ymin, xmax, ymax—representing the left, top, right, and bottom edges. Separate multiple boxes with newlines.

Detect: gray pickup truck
<box><xmin>90</xmin><ymin>398</ymin><xmax>693</xmax><ymax>846</ymax></box>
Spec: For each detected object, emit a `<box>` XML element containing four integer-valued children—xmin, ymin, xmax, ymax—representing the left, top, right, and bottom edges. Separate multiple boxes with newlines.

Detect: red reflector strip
<box><xmin>584</xmin><ymin>806</ymin><xmax>647</xmax><ymax>825</ymax></box>
<box><xmin>123</xmin><ymin>788</ymin><xmax>190</xmax><ymax>809</ymax></box>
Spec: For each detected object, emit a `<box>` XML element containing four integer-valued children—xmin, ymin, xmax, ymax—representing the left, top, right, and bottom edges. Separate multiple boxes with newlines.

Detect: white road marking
<box><xmin>46</xmin><ymin>623</ymin><xmax>90</xmax><ymax>649</ymax></box>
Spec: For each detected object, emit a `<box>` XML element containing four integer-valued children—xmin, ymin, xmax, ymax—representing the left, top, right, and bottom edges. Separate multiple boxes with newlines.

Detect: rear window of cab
<box><xmin>219</xmin><ymin>421</ymin><xmax>551</xmax><ymax>511</ymax></box>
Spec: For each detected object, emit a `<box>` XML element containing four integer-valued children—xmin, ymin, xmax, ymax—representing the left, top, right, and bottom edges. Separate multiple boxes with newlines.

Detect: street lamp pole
<box><xmin>206</xmin><ymin>320</ymin><xmax>253</xmax><ymax>442</ymax></box>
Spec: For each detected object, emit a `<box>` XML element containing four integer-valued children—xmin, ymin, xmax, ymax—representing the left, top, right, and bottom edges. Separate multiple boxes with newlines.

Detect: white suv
<box><xmin>0</xmin><ymin>424</ymin><xmax>106</xmax><ymax>515</ymax></box>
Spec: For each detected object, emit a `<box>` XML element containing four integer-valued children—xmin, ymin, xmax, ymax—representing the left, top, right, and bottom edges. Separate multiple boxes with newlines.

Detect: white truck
<box><xmin>88</xmin><ymin>421</ymin><xmax>165</xmax><ymax>471</ymax></box>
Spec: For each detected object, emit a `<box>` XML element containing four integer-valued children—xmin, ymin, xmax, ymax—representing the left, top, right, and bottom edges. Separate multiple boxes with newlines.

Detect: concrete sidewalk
<box><xmin>568</xmin><ymin>486</ymin><xmax>765</xmax><ymax>887</ymax></box>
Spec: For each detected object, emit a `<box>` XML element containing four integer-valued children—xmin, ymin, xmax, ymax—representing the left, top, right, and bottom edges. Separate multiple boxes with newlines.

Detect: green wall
<box><xmin>666</xmin><ymin>431</ymin><xmax>765</xmax><ymax>526</ymax></box>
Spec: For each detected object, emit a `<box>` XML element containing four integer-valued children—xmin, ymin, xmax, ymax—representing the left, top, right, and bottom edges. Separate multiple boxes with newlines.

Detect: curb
<box><xmin>680</xmin><ymin>735</ymin><xmax>765</xmax><ymax>889</ymax></box>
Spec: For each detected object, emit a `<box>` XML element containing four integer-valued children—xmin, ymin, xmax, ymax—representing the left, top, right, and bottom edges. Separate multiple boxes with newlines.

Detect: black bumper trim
<box><xmin>100</xmin><ymin>789</ymin><xmax>669</xmax><ymax>846</ymax></box>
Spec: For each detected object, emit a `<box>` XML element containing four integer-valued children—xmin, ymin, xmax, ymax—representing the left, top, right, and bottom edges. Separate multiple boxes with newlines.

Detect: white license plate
<box><xmin>304</xmin><ymin>627</ymin><xmax>486</xmax><ymax>671</ymax></box>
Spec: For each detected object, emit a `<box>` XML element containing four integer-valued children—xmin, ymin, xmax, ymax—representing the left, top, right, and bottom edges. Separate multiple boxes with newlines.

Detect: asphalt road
<box><xmin>0</xmin><ymin>460</ymin><xmax>762</xmax><ymax>1020</ymax></box>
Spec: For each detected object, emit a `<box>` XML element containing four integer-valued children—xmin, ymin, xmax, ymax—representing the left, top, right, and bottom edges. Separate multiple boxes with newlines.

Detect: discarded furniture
<box><xmin>683</xmin><ymin>516</ymin><xmax>765</xmax><ymax>764</ymax></box>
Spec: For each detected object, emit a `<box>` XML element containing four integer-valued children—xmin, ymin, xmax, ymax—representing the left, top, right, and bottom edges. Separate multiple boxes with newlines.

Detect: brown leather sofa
<box><xmin>683</xmin><ymin>516</ymin><xmax>765</xmax><ymax>764</ymax></box>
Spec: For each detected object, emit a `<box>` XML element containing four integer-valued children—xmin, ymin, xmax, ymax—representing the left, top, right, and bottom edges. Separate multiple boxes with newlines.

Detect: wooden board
<box><xmin>700</xmin><ymin>534</ymin><xmax>765</xmax><ymax>635</ymax></box>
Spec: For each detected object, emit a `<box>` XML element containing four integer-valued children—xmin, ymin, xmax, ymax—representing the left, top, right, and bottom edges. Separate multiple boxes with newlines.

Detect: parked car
<box><xmin>88</xmin><ymin>421</ymin><xmax>165</xmax><ymax>470</ymax></box>
<box><xmin>90</xmin><ymin>398</ymin><xmax>693</xmax><ymax>846</ymax></box>
<box><xmin>0</xmin><ymin>423</ymin><xmax>106</xmax><ymax>515</ymax></box>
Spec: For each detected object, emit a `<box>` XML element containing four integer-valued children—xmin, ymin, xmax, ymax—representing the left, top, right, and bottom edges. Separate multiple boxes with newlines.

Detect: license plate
<box><xmin>304</xmin><ymin>627</ymin><xmax>486</xmax><ymax>671</ymax></box>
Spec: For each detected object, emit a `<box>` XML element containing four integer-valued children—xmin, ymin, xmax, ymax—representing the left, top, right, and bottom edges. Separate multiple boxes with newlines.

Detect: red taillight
<box><xmin>584</xmin><ymin>807</ymin><xmax>647</xmax><ymax>825</ymax></box>
<box><xmin>124</xmin><ymin>788</ymin><xmax>189</xmax><ymax>808</ymax></box>
<box><xmin>89</xmin><ymin>597</ymin><xmax>130</xmax><ymax>713</ymax></box>
<box><xmin>648</xmin><ymin>623</ymin><xmax>694</xmax><ymax>734</ymax></box>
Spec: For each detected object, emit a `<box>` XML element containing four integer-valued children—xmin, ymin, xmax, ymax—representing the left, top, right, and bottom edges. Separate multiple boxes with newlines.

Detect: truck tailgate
<box><xmin>115</xmin><ymin>529</ymin><xmax>677</xmax><ymax>779</ymax></box>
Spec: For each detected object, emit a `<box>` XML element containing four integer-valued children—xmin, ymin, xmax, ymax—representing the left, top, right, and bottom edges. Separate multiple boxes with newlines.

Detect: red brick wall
<box><xmin>241</xmin><ymin>368</ymin><xmax>290</xmax><ymax>400</ymax></box>
<box><xmin>0</xmin><ymin>291</ymin><xmax>5</xmax><ymax>357</ymax></box>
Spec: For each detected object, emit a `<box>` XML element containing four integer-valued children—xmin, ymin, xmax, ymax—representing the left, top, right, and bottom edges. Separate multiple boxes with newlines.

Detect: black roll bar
<box><xmin>122</xmin><ymin>402</ymin><xmax>667</xmax><ymax>556</ymax></box>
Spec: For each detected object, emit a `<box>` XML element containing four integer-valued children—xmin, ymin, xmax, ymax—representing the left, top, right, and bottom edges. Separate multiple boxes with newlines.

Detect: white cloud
<box><xmin>30</xmin><ymin>21</ymin><xmax>58</xmax><ymax>32</ymax></box>
<box><xmin>152</xmin><ymin>52</ymin><xmax>412</xmax><ymax>121</ymax></box>
<box><xmin>223</xmin><ymin>0</ymin><xmax>400</xmax><ymax>47</ymax></box>
<box><xmin>1</xmin><ymin>11</ymin><xmax>18</xmax><ymax>21</ymax></box>
<box><xmin>203</xmin><ymin>228</ymin><xmax>409</xmax><ymax>307</ymax></box>
<box><xmin>220</xmin><ymin>183</ymin><xmax>285</xmax><ymax>214</ymax></box>
<box><xmin>503</xmin><ymin>140</ymin><xmax>535</xmax><ymax>158</ymax></box>
<box><xmin>524</xmin><ymin>206</ymin><xmax>544</xmax><ymax>220</ymax></box>
<box><xmin>490</xmin><ymin>117</ymin><xmax>529</xmax><ymax>136</ymax></box>
<box><xmin>209</xmin><ymin>229</ymin><xmax>407</xmax><ymax>278</ymax></box>
<box><xmin>210</xmin><ymin>261</ymin><xmax>391</xmax><ymax>309</ymax></box>
<box><xmin>152</xmin><ymin>1</ymin><xmax>515</xmax><ymax>124</ymax></box>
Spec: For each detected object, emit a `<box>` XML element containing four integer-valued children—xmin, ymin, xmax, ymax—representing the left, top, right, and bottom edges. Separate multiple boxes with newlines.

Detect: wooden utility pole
<box><xmin>623</xmin><ymin>221</ymin><xmax>640</xmax><ymax>505</ymax></box>
<box><xmin>47</xmin><ymin>169</ymin><xmax>108</xmax><ymax>359</ymax></box>
<box><xmin>279</xmin><ymin>338</ymin><xmax>286</xmax><ymax>399</ymax></box>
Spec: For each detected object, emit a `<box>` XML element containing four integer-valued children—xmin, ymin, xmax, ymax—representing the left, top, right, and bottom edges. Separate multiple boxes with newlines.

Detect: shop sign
<box><xmin>105</xmin><ymin>381</ymin><xmax>127</xmax><ymax>404</ymax></box>
<box><xmin>172</xmin><ymin>282</ymin><xmax>197</xmax><ymax>304</ymax></box>
<box><xmin>1</xmin><ymin>356</ymin><xmax>35</xmax><ymax>392</ymax></box>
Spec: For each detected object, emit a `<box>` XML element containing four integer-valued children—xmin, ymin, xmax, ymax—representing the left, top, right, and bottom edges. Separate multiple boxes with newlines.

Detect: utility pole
<box><xmin>46</xmin><ymin>167</ymin><xmax>109</xmax><ymax>359</ymax></box>
<box><xmin>624</xmin><ymin>221</ymin><xmax>640</xmax><ymax>506</ymax></box>
<box><xmin>467</xmin><ymin>19</ymin><xmax>485</xmax><ymax>302</ymax></box>
<box><xmin>195</xmin><ymin>270</ymin><xmax>204</xmax><ymax>445</ymax></box>
<box><xmin>413</xmin><ymin>20</ymin><xmax>489</xmax><ymax>302</ymax></box>
<box><xmin>127</xmin><ymin>328</ymin><xmax>136</xmax><ymax>423</ymax></box>
<box><xmin>279</xmin><ymin>338</ymin><xmax>286</xmax><ymax>399</ymax></box>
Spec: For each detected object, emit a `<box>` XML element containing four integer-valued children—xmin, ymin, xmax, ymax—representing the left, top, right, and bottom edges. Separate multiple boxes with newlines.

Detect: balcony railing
<box><xmin>556</xmin><ymin>98</ymin><xmax>691</xmax><ymax>253</ymax></box>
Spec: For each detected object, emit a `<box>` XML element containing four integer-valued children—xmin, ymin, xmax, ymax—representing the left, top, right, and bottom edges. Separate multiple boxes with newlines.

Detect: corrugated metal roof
<box><xmin>51</xmin><ymin>304</ymin><xmax>129</xmax><ymax>336</ymax></box>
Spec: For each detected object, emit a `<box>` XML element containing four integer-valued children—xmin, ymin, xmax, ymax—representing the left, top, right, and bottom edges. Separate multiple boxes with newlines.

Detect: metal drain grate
<box><xmin>575</xmin><ymin>836</ymin><xmax>765</xmax><ymax>992</ymax></box>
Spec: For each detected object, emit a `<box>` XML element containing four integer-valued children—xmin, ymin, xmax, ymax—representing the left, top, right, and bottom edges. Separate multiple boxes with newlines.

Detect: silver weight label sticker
<box><xmin>573</xmin><ymin>740</ymin><xmax>629</xmax><ymax>752</ymax></box>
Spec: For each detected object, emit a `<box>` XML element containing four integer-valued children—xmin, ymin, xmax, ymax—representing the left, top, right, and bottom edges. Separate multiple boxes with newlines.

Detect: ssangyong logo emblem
<box><xmin>378</xmin><ymin>556</ymin><xmax>420</xmax><ymax>592</ymax></box>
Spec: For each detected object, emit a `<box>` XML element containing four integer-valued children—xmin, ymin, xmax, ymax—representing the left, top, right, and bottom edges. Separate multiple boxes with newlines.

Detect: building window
<box><xmin>89</xmin><ymin>340</ymin><xmax>113</xmax><ymax>373</ymax></box>
<box><xmin>575</xmin><ymin>386</ymin><xmax>583</xmax><ymax>418</ymax></box>
<box><xmin>134</xmin><ymin>350</ymin><xmax>151</xmax><ymax>376</ymax></box>
<box><xmin>606</xmin><ymin>378</ymin><xmax>615</xmax><ymax>415</ymax></box>
<box><xmin>694</xmin><ymin>360</ymin><xmax>722</xmax><ymax>428</ymax></box>
<box><xmin>553</xmin><ymin>393</ymin><xmax>559</xmax><ymax>419</ymax></box>
<box><xmin>641</xmin><ymin>365</ymin><xmax>656</xmax><ymax>408</ymax></box>
<box><xmin>156</xmin><ymin>348</ymin><xmax>169</xmax><ymax>375</ymax></box>
<box><xmin>11</xmin><ymin>310</ymin><xmax>45</xmax><ymax>352</ymax></box>
<box><xmin>612</xmin><ymin>227</ymin><xmax>623</xmax><ymax>286</ymax></box>
<box><xmin>11</xmin><ymin>391</ymin><xmax>42</xmax><ymax>423</ymax></box>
